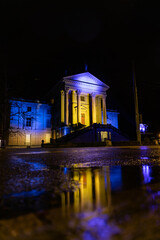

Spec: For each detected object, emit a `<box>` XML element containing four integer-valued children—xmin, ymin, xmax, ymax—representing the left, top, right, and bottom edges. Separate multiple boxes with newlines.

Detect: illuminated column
<box><xmin>102</xmin><ymin>94</ymin><xmax>107</xmax><ymax>124</ymax></box>
<box><xmin>65</xmin><ymin>88</ymin><xmax>69</xmax><ymax>125</ymax></box>
<box><xmin>97</xmin><ymin>96</ymin><xmax>102</xmax><ymax>124</ymax></box>
<box><xmin>72</xmin><ymin>91</ymin><xmax>77</xmax><ymax>124</ymax></box>
<box><xmin>61</xmin><ymin>90</ymin><xmax>65</xmax><ymax>123</ymax></box>
<box><xmin>53</xmin><ymin>129</ymin><xmax>56</xmax><ymax>140</ymax></box>
<box><xmin>76</xmin><ymin>90</ymin><xmax>81</xmax><ymax>124</ymax></box>
<box><xmin>91</xmin><ymin>93</ymin><xmax>96</xmax><ymax>124</ymax></box>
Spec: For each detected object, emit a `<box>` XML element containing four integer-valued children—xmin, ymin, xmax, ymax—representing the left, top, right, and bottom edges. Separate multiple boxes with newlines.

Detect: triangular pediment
<box><xmin>63</xmin><ymin>72</ymin><xmax>109</xmax><ymax>90</ymax></box>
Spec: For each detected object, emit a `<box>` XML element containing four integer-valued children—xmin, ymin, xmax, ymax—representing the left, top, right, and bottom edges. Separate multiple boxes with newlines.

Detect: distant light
<box><xmin>140</xmin><ymin>123</ymin><xmax>148</xmax><ymax>133</ymax></box>
<box><xmin>85</xmin><ymin>64</ymin><xmax>88</xmax><ymax>72</ymax></box>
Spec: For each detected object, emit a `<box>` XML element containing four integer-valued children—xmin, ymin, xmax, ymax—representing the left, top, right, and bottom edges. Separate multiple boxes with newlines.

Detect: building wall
<box><xmin>9</xmin><ymin>100</ymin><xmax>52</xmax><ymax>146</ymax></box>
<box><xmin>107</xmin><ymin>110</ymin><xmax>119</xmax><ymax>129</ymax></box>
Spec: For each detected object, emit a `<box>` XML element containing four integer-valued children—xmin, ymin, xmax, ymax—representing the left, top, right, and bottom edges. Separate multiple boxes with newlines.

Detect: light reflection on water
<box><xmin>28</xmin><ymin>162</ymin><xmax>48</xmax><ymax>171</ymax></box>
<box><xmin>59</xmin><ymin>164</ymin><xmax>158</xmax><ymax>216</ymax></box>
<box><xmin>3</xmin><ymin>161</ymin><xmax>160</xmax><ymax>239</ymax></box>
<box><xmin>2</xmin><ymin>148</ymin><xmax>160</xmax><ymax>239</ymax></box>
<box><xmin>142</xmin><ymin>165</ymin><xmax>152</xmax><ymax>184</ymax></box>
<box><xmin>4</xmin><ymin>189</ymin><xmax>45</xmax><ymax>198</ymax></box>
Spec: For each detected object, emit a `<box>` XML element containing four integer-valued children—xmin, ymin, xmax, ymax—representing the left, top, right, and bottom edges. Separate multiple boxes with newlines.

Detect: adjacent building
<box><xmin>8</xmin><ymin>99</ymin><xmax>52</xmax><ymax>146</ymax></box>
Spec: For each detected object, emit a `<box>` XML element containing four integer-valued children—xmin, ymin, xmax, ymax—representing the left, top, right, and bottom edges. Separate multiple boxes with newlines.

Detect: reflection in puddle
<box><xmin>28</xmin><ymin>162</ymin><xmax>48</xmax><ymax>171</ymax></box>
<box><xmin>64</xmin><ymin>167</ymin><xmax>68</xmax><ymax>174</ymax></box>
<box><xmin>141</xmin><ymin>157</ymin><xmax>150</xmax><ymax>160</ymax></box>
<box><xmin>109</xmin><ymin>167</ymin><xmax>122</xmax><ymax>191</ymax></box>
<box><xmin>4</xmin><ymin>189</ymin><xmax>45</xmax><ymax>198</ymax></box>
<box><xmin>2</xmin><ymin>148</ymin><xmax>160</xmax><ymax>239</ymax></box>
<box><xmin>80</xmin><ymin>212</ymin><xmax>120</xmax><ymax>240</ymax></box>
<box><xmin>140</xmin><ymin>146</ymin><xmax>150</xmax><ymax>150</ymax></box>
<box><xmin>142</xmin><ymin>165</ymin><xmax>152</xmax><ymax>184</ymax></box>
<box><xmin>16</xmin><ymin>151</ymin><xmax>51</xmax><ymax>155</ymax></box>
<box><xmin>61</xmin><ymin>167</ymin><xmax>123</xmax><ymax>214</ymax></box>
<box><xmin>3</xmin><ymin>162</ymin><xmax>160</xmax><ymax>239</ymax></box>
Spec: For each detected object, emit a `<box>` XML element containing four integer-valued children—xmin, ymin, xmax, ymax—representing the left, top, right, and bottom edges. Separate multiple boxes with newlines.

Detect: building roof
<box><xmin>63</xmin><ymin>72</ymin><xmax>110</xmax><ymax>93</ymax></box>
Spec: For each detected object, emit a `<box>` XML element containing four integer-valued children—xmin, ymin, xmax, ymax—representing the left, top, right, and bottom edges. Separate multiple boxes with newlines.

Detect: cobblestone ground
<box><xmin>0</xmin><ymin>146</ymin><xmax>160</xmax><ymax>240</ymax></box>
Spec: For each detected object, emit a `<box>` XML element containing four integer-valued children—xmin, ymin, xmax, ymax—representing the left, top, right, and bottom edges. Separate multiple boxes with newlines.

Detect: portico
<box><xmin>60</xmin><ymin>72</ymin><xmax>109</xmax><ymax>127</ymax></box>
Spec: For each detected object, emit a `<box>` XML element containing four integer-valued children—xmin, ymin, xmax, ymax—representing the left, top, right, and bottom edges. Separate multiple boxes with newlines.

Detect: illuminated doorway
<box><xmin>26</xmin><ymin>134</ymin><xmax>31</xmax><ymax>145</ymax></box>
<box><xmin>101</xmin><ymin>131</ymin><xmax>108</xmax><ymax>142</ymax></box>
<box><xmin>81</xmin><ymin>113</ymin><xmax>85</xmax><ymax>125</ymax></box>
<box><xmin>46</xmin><ymin>133</ymin><xmax>51</xmax><ymax>143</ymax></box>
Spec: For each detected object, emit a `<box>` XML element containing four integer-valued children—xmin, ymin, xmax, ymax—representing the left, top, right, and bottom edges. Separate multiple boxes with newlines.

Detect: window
<box><xmin>27</xmin><ymin>107</ymin><xmax>31</xmax><ymax>112</ymax></box>
<box><xmin>26</xmin><ymin>134</ymin><xmax>30</xmax><ymax>144</ymax></box>
<box><xmin>81</xmin><ymin>96</ymin><xmax>85</xmax><ymax>101</ymax></box>
<box><xmin>26</xmin><ymin>118</ymin><xmax>31</xmax><ymax>127</ymax></box>
<box><xmin>81</xmin><ymin>113</ymin><xmax>85</xmax><ymax>125</ymax></box>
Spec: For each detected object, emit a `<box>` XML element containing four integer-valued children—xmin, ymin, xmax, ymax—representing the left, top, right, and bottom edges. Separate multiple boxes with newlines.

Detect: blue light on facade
<box><xmin>9</xmin><ymin>99</ymin><xmax>52</xmax><ymax>145</ymax></box>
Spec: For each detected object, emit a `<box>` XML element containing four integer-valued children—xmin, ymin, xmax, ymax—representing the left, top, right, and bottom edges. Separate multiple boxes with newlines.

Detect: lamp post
<box><xmin>132</xmin><ymin>62</ymin><xmax>141</xmax><ymax>145</ymax></box>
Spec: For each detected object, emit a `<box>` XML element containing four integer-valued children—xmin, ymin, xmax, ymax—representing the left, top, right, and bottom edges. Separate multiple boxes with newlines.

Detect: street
<box><xmin>0</xmin><ymin>146</ymin><xmax>160</xmax><ymax>240</ymax></box>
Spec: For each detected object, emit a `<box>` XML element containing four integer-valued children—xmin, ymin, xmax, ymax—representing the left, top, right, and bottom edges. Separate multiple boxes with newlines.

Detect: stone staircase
<box><xmin>55</xmin><ymin>125</ymin><xmax>94</xmax><ymax>143</ymax></box>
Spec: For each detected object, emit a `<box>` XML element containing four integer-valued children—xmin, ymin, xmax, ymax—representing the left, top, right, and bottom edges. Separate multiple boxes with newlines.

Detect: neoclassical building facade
<box><xmin>52</xmin><ymin>72</ymin><xmax>110</xmax><ymax>139</ymax></box>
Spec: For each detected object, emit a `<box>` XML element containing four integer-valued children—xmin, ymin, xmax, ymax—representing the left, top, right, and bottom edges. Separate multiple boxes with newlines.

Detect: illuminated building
<box><xmin>51</xmin><ymin>72</ymin><xmax>110</xmax><ymax>139</ymax></box>
<box><xmin>50</xmin><ymin>72</ymin><xmax>129</xmax><ymax>144</ymax></box>
<box><xmin>7</xmin><ymin>72</ymin><xmax>129</xmax><ymax>146</ymax></box>
<box><xmin>8</xmin><ymin>99</ymin><xmax>52</xmax><ymax>146</ymax></box>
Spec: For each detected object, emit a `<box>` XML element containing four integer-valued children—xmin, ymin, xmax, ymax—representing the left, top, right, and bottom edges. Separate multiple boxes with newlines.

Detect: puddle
<box><xmin>4</xmin><ymin>189</ymin><xmax>45</xmax><ymax>198</ymax></box>
<box><xmin>1</xmin><ymin>147</ymin><xmax>160</xmax><ymax>239</ymax></box>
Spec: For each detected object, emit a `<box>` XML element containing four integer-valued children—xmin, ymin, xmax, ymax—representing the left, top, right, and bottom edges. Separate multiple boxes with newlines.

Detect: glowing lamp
<box><xmin>140</xmin><ymin>123</ymin><xmax>148</xmax><ymax>133</ymax></box>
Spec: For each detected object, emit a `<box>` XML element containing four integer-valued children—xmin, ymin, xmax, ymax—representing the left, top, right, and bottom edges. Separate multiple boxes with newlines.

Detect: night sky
<box><xmin>1</xmin><ymin>1</ymin><xmax>160</xmax><ymax>134</ymax></box>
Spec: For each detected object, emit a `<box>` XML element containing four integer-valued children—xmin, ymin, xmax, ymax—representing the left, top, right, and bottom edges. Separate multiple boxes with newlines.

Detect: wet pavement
<box><xmin>0</xmin><ymin>146</ymin><xmax>160</xmax><ymax>240</ymax></box>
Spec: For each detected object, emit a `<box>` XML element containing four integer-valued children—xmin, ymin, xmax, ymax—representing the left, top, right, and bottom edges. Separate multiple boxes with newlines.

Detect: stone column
<box><xmin>102</xmin><ymin>94</ymin><xmax>107</xmax><ymax>124</ymax></box>
<box><xmin>97</xmin><ymin>96</ymin><xmax>102</xmax><ymax>124</ymax></box>
<box><xmin>91</xmin><ymin>93</ymin><xmax>96</xmax><ymax>124</ymax></box>
<box><xmin>76</xmin><ymin>90</ymin><xmax>81</xmax><ymax>124</ymax></box>
<box><xmin>61</xmin><ymin>90</ymin><xmax>65</xmax><ymax>123</ymax></box>
<box><xmin>65</xmin><ymin>88</ymin><xmax>69</xmax><ymax>125</ymax></box>
<box><xmin>53</xmin><ymin>129</ymin><xmax>56</xmax><ymax>140</ymax></box>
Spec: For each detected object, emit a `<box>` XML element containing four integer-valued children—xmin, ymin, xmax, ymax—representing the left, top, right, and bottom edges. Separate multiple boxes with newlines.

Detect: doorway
<box><xmin>26</xmin><ymin>134</ymin><xmax>31</xmax><ymax>145</ymax></box>
<box><xmin>81</xmin><ymin>113</ymin><xmax>85</xmax><ymax>125</ymax></box>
